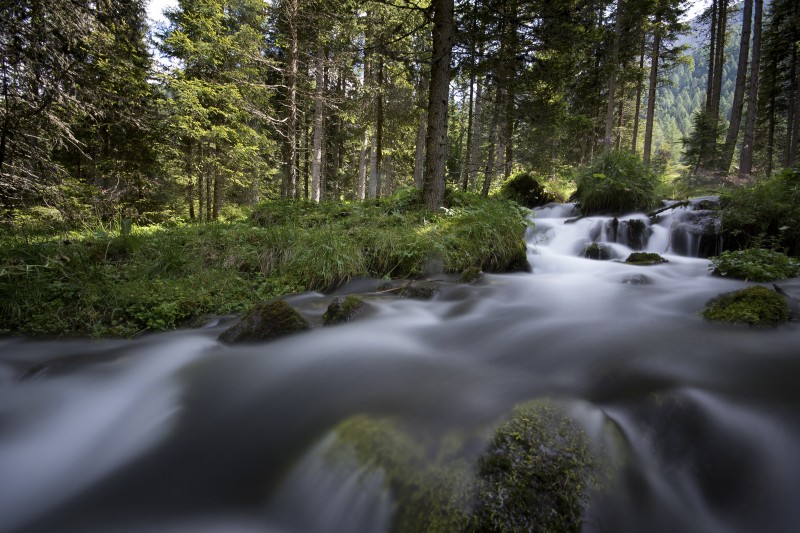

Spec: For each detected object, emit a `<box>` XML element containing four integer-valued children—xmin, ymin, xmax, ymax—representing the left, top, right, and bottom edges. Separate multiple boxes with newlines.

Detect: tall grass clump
<box><xmin>571</xmin><ymin>150</ymin><xmax>659</xmax><ymax>215</ymax></box>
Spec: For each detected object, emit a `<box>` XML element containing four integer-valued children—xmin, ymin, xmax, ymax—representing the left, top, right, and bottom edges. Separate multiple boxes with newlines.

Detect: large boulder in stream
<box><xmin>218</xmin><ymin>299</ymin><xmax>309</xmax><ymax>343</ymax></box>
<box><xmin>472</xmin><ymin>400</ymin><xmax>598</xmax><ymax>533</ymax></box>
<box><xmin>582</xmin><ymin>243</ymin><xmax>612</xmax><ymax>260</ymax></box>
<box><xmin>625</xmin><ymin>252</ymin><xmax>668</xmax><ymax>266</ymax></box>
<box><xmin>701</xmin><ymin>286</ymin><xmax>789</xmax><ymax>327</ymax></box>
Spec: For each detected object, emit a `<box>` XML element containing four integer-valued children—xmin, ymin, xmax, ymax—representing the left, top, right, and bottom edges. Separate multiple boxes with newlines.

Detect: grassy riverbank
<box><xmin>0</xmin><ymin>189</ymin><xmax>530</xmax><ymax>338</ymax></box>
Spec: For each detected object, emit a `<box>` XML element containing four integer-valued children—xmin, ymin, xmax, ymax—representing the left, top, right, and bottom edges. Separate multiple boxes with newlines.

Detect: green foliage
<box><xmin>571</xmin><ymin>151</ymin><xmax>659</xmax><ymax>215</ymax></box>
<box><xmin>1</xmin><ymin>190</ymin><xmax>529</xmax><ymax>337</ymax></box>
<box><xmin>472</xmin><ymin>399</ymin><xmax>596</xmax><ymax>533</ymax></box>
<box><xmin>702</xmin><ymin>286</ymin><xmax>789</xmax><ymax>326</ymax></box>
<box><xmin>718</xmin><ymin>166</ymin><xmax>800</xmax><ymax>254</ymax></box>
<box><xmin>709</xmin><ymin>248</ymin><xmax>800</xmax><ymax>282</ymax></box>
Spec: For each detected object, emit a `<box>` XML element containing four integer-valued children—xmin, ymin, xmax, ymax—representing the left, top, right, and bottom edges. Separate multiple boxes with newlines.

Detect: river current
<box><xmin>1</xmin><ymin>201</ymin><xmax>800</xmax><ymax>532</ymax></box>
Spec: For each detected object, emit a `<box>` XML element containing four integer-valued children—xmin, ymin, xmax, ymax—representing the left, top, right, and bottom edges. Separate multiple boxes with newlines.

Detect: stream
<box><xmin>2</xmin><ymin>200</ymin><xmax>800</xmax><ymax>533</ymax></box>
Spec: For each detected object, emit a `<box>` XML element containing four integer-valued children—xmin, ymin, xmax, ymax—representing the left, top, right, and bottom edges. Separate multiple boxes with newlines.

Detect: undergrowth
<box><xmin>0</xmin><ymin>188</ymin><xmax>529</xmax><ymax>337</ymax></box>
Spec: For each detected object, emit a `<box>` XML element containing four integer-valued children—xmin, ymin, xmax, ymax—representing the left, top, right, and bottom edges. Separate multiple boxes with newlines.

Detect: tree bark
<box><xmin>632</xmin><ymin>37</ymin><xmax>646</xmax><ymax>152</ymax></box>
<box><xmin>604</xmin><ymin>0</ymin><xmax>623</xmax><ymax>151</ymax></box>
<box><xmin>785</xmin><ymin>44</ymin><xmax>797</xmax><ymax>167</ymax></box>
<box><xmin>643</xmin><ymin>12</ymin><xmax>661</xmax><ymax>166</ymax></box>
<box><xmin>375</xmin><ymin>56</ymin><xmax>384</xmax><ymax>199</ymax></box>
<box><xmin>739</xmin><ymin>0</ymin><xmax>762</xmax><ymax>179</ymax></box>
<box><xmin>311</xmin><ymin>44</ymin><xmax>325</xmax><ymax>203</ymax></box>
<box><xmin>720</xmin><ymin>0</ymin><xmax>753</xmax><ymax>174</ymax></box>
<box><xmin>422</xmin><ymin>0</ymin><xmax>454</xmax><ymax>212</ymax></box>
<box><xmin>358</xmin><ymin>130</ymin><xmax>369</xmax><ymax>199</ymax></box>
<box><xmin>286</xmin><ymin>0</ymin><xmax>299</xmax><ymax>198</ymax></box>
<box><xmin>468</xmin><ymin>77</ymin><xmax>483</xmax><ymax>190</ymax></box>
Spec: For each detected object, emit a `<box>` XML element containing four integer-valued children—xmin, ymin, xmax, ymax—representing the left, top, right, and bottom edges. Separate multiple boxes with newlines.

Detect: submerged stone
<box><xmin>582</xmin><ymin>243</ymin><xmax>612</xmax><ymax>260</ymax></box>
<box><xmin>322</xmin><ymin>295</ymin><xmax>365</xmax><ymax>325</ymax></box>
<box><xmin>218</xmin><ymin>299</ymin><xmax>309</xmax><ymax>343</ymax></box>
<box><xmin>377</xmin><ymin>280</ymin><xmax>439</xmax><ymax>300</ymax></box>
<box><xmin>702</xmin><ymin>286</ymin><xmax>789</xmax><ymax>327</ymax></box>
<box><xmin>473</xmin><ymin>399</ymin><xmax>597</xmax><ymax>533</ymax></box>
<box><xmin>625</xmin><ymin>252</ymin><xmax>668</xmax><ymax>266</ymax></box>
<box><xmin>622</xmin><ymin>273</ymin><xmax>654</xmax><ymax>285</ymax></box>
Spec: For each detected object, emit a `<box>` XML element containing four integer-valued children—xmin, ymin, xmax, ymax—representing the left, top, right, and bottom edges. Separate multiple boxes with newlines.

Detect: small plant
<box><xmin>571</xmin><ymin>150</ymin><xmax>659</xmax><ymax>215</ymax></box>
<box><xmin>709</xmin><ymin>248</ymin><xmax>800</xmax><ymax>282</ymax></box>
<box><xmin>702</xmin><ymin>286</ymin><xmax>789</xmax><ymax>326</ymax></box>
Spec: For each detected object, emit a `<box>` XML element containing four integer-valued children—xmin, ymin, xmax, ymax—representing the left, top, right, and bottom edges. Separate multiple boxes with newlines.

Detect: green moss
<box><xmin>702</xmin><ymin>286</ymin><xmax>789</xmax><ymax>326</ymax></box>
<box><xmin>460</xmin><ymin>266</ymin><xmax>484</xmax><ymax>283</ymax></box>
<box><xmin>472</xmin><ymin>400</ymin><xmax>596</xmax><ymax>533</ymax></box>
<box><xmin>322</xmin><ymin>295</ymin><xmax>365</xmax><ymax>325</ymax></box>
<box><xmin>330</xmin><ymin>416</ymin><xmax>473</xmax><ymax>533</ymax></box>
<box><xmin>582</xmin><ymin>243</ymin><xmax>612</xmax><ymax>260</ymax></box>
<box><xmin>218</xmin><ymin>299</ymin><xmax>310</xmax><ymax>343</ymax></box>
<box><xmin>625</xmin><ymin>252</ymin><xmax>668</xmax><ymax>265</ymax></box>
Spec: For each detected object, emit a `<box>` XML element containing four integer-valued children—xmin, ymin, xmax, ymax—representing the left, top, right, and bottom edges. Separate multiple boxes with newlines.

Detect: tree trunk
<box><xmin>375</xmin><ymin>57</ymin><xmax>384</xmax><ymax>199</ymax></box>
<box><xmin>414</xmin><ymin>111</ymin><xmax>427</xmax><ymax>188</ymax></box>
<box><xmin>482</xmin><ymin>100</ymin><xmax>498</xmax><ymax>197</ymax></box>
<box><xmin>468</xmin><ymin>78</ymin><xmax>483</xmax><ymax>190</ymax></box>
<box><xmin>358</xmin><ymin>130</ymin><xmax>369</xmax><ymax>199</ymax></box>
<box><xmin>368</xmin><ymin>129</ymin><xmax>378</xmax><ymax>198</ymax></box>
<box><xmin>739</xmin><ymin>0</ymin><xmax>762</xmax><ymax>179</ymax></box>
<box><xmin>422</xmin><ymin>0</ymin><xmax>454</xmax><ymax>212</ymax></box>
<box><xmin>710</xmin><ymin>0</ymin><xmax>727</xmax><ymax>123</ymax></box>
<box><xmin>604</xmin><ymin>0</ymin><xmax>623</xmax><ymax>151</ymax></box>
<box><xmin>632</xmin><ymin>37</ymin><xmax>646</xmax><ymax>152</ymax></box>
<box><xmin>311</xmin><ymin>44</ymin><xmax>325</xmax><ymax>203</ymax></box>
<box><xmin>705</xmin><ymin>0</ymin><xmax>718</xmax><ymax>112</ymax></box>
<box><xmin>720</xmin><ymin>0</ymin><xmax>752</xmax><ymax>174</ymax></box>
<box><xmin>643</xmin><ymin>13</ymin><xmax>661</xmax><ymax>166</ymax></box>
<box><xmin>461</xmin><ymin>70</ymin><xmax>475</xmax><ymax>191</ymax></box>
<box><xmin>785</xmin><ymin>44</ymin><xmax>797</xmax><ymax>167</ymax></box>
<box><xmin>286</xmin><ymin>0</ymin><xmax>299</xmax><ymax>198</ymax></box>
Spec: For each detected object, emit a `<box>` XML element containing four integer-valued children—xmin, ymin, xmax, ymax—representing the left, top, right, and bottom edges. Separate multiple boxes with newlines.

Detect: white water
<box><xmin>1</xmin><ymin>201</ymin><xmax>800</xmax><ymax>532</ymax></box>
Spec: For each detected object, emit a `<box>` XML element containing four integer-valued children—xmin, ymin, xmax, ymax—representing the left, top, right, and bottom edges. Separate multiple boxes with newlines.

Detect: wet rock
<box><xmin>460</xmin><ymin>266</ymin><xmax>484</xmax><ymax>283</ymax></box>
<box><xmin>625</xmin><ymin>252</ymin><xmax>668</xmax><ymax>266</ymax></box>
<box><xmin>322</xmin><ymin>295</ymin><xmax>365</xmax><ymax>325</ymax></box>
<box><xmin>377</xmin><ymin>280</ymin><xmax>439</xmax><ymax>300</ymax></box>
<box><xmin>582</xmin><ymin>243</ymin><xmax>612</xmax><ymax>260</ymax></box>
<box><xmin>702</xmin><ymin>286</ymin><xmax>789</xmax><ymax>327</ymax></box>
<box><xmin>218</xmin><ymin>299</ymin><xmax>309</xmax><ymax>343</ymax></box>
<box><xmin>473</xmin><ymin>399</ymin><xmax>596</xmax><ymax>533</ymax></box>
<box><xmin>624</xmin><ymin>219</ymin><xmax>649</xmax><ymax>250</ymax></box>
<box><xmin>622</xmin><ymin>274</ymin><xmax>654</xmax><ymax>285</ymax></box>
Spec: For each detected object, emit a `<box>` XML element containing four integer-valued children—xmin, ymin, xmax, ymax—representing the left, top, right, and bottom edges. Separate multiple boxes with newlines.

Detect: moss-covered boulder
<box><xmin>625</xmin><ymin>252</ymin><xmax>668</xmax><ymax>266</ymax></box>
<box><xmin>218</xmin><ymin>299</ymin><xmax>309</xmax><ymax>343</ymax></box>
<box><xmin>582</xmin><ymin>243</ymin><xmax>612</xmax><ymax>260</ymax></box>
<box><xmin>500</xmin><ymin>171</ymin><xmax>555</xmax><ymax>208</ymax></box>
<box><xmin>328</xmin><ymin>416</ymin><xmax>473</xmax><ymax>533</ymax></box>
<box><xmin>472</xmin><ymin>400</ymin><xmax>596</xmax><ymax>533</ymax></box>
<box><xmin>460</xmin><ymin>266</ymin><xmax>484</xmax><ymax>283</ymax></box>
<box><xmin>702</xmin><ymin>286</ymin><xmax>789</xmax><ymax>326</ymax></box>
<box><xmin>322</xmin><ymin>295</ymin><xmax>365</xmax><ymax>325</ymax></box>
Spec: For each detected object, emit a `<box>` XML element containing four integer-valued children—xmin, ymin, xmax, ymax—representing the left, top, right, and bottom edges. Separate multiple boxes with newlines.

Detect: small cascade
<box><xmin>533</xmin><ymin>197</ymin><xmax>722</xmax><ymax>259</ymax></box>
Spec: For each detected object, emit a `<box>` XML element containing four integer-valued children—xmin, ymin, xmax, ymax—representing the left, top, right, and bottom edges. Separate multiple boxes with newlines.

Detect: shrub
<box><xmin>709</xmin><ymin>248</ymin><xmax>800</xmax><ymax>282</ymax></box>
<box><xmin>571</xmin><ymin>151</ymin><xmax>659</xmax><ymax>215</ymax></box>
<box><xmin>702</xmin><ymin>286</ymin><xmax>789</xmax><ymax>326</ymax></box>
<box><xmin>719</xmin><ymin>166</ymin><xmax>800</xmax><ymax>254</ymax></box>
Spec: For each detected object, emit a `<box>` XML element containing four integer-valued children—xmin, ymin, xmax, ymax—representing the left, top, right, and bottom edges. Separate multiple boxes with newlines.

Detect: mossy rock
<box><xmin>218</xmin><ymin>299</ymin><xmax>309</xmax><ymax>343</ymax></box>
<box><xmin>501</xmin><ymin>243</ymin><xmax>533</xmax><ymax>272</ymax></box>
<box><xmin>625</xmin><ymin>252</ymin><xmax>668</xmax><ymax>266</ymax></box>
<box><xmin>460</xmin><ymin>266</ymin><xmax>484</xmax><ymax>283</ymax></box>
<box><xmin>702</xmin><ymin>286</ymin><xmax>789</xmax><ymax>327</ymax></box>
<box><xmin>624</xmin><ymin>219</ymin><xmax>649</xmax><ymax>250</ymax></box>
<box><xmin>582</xmin><ymin>243</ymin><xmax>612</xmax><ymax>260</ymax></box>
<box><xmin>323</xmin><ymin>295</ymin><xmax>365</xmax><ymax>325</ymax></box>
<box><xmin>472</xmin><ymin>399</ymin><xmax>596</xmax><ymax>533</ymax></box>
<box><xmin>329</xmin><ymin>416</ymin><xmax>473</xmax><ymax>533</ymax></box>
<box><xmin>622</xmin><ymin>273</ymin><xmax>653</xmax><ymax>285</ymax></box>
<box><xmin>499</xmin><ymin>171</ymin><xmax>555</xmax><ymax>208</ymax></box>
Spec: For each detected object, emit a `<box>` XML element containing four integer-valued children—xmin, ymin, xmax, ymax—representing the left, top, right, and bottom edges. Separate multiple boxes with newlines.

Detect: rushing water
<box><xmin>2</xmin><ymin>201</ymin><xmax>800</xmax><ymax>533</ymax></box>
